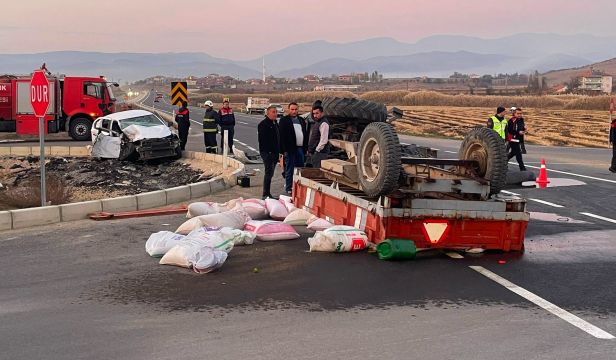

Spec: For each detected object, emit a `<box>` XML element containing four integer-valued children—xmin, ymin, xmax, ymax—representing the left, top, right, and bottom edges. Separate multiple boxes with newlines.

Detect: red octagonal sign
<box><xmin>30</xmin><ymin>70</ymin><xmax>50</xmax><ymax>117</ymax></box>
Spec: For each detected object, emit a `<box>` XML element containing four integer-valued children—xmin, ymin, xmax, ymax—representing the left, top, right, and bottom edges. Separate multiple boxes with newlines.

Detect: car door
<box><xmin>91</xmin><ymin>117</ymin><xmax>121</xmax><ymax>158</ymax></box>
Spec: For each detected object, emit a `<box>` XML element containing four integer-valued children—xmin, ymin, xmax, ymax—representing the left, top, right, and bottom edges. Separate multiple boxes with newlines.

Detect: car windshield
<box><xmin>106</xmin><ymin>83</ymin><xmax>116</xmax><ymax>101</ymax></box>
<box><xmin>119</xmin><ymin>114</ymin><xmax>165</xmax><ymax>129</ymax></box>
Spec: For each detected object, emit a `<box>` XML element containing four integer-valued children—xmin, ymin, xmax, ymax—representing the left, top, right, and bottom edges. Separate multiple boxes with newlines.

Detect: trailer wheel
<box><xmin>458</xmin><ymin>127</ymin><xmax>508</xmax><ymax>195</ymax></box>
<box><xmin>322</xmin><ymin>97</ymin><xmax>387</xmax><ymax>123</ymax></box>
<box><xmin>69</xmin><ymin>117</ymin><xmax>92</xmax><ymax>141</ymax></box>
<box><xmin>357</xmin><ymin>122</ymin><xmax>401</xmax><ymax>197</ymax></box>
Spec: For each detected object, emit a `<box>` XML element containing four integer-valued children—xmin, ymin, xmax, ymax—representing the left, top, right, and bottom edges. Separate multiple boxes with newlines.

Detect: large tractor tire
<box><xmin>69</xmin><ymin>117</ymin><xmax>92</xmax><ymax>141</ymax></box>
<box><xmin>458</xmin><ymin>127</ymin><xmax>508</xmax><ymax>195</ymax></box>
<box><xmin>357</xmin><ymin>122</ymin><xmax>401</xmax><ymax>197</ymax></box>
<box><xmin>322</xmin><ymin>97</ymin><xmax>387</xmax><ymax>123</ymax></box>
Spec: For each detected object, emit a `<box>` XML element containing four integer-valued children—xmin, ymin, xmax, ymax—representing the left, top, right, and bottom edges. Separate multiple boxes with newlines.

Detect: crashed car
<box><xmin>90</xmin><ymin>109</ymin><xmax>181</xmax><ymax>161</ymax></box>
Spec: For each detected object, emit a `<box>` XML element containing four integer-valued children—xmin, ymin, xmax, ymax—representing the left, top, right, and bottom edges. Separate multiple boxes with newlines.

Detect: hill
<box><xmin>543</xmin><ymin>57</ymin><xmax>616</xmax><ymax>86</ymax></box>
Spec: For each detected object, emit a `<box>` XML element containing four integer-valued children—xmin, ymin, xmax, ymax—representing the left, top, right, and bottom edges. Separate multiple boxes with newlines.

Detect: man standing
<box><xmin>609</xmin><ymin>117</ymin><xmax>616</xmax><ymax>173</ymax></box>
<box><xmin>202</xmin><ymin>100</ymin><xmax>219</xmax><ymax>154</ymax></box>
<box><xmin>218</xmin><ymin>98</ymin><xmax>236</xmax><ymax>155</ymax></box>
<box><xmin>175</xmin><ymin>101</ymin><xmax>190</xmax><ymax>151</ymax></box>
<box><xmin>507</xmin><ymin>107</ymin><xmax>527</xmax><ymax>171</ymax></box>
<box><xmin>307</xmin><ymin>105</ymin><xmax>330</xmax><ymax>168</ymax></box>
<box><xmin>487</xmin><ymin>106</ymin><xmax>508</xmax><ymax>142</ymax></box>
<box><xmin>258</xmin><ymin>106</ymin><xmax>280</xmax><ymax>200</ymax></box>
<box><xmin>279</xmin><ymin>102</ymin><xmax>308</xmax><ymax>194</ymax></box>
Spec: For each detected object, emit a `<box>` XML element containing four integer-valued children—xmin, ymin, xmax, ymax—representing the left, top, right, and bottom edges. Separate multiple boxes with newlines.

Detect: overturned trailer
<box><xmin>294</xmin><ymin>97</ymin><xmax>528</xmax><ymax>251</ymax></box>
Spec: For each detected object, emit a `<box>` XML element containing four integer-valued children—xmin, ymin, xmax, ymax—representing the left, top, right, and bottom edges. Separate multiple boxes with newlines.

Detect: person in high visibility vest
<box><xmin>487</xmin><ymin>106</ymin><xmax>508</xmax><ymax>141</ymax></box>
<box><xmin>175</xmin><ymin>101</ymin><xmax>190</xmax><ymax>151</ymax></box>
<box><xmin>202</xmin><ymin>100</ymin><xmax>219</xmax><ymax>154</ymax></box>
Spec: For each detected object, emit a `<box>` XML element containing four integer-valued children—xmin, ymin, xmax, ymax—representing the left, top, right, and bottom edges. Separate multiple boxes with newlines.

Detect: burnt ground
<box><xmin>0</xmin><ymin>156</ymin><xmax>219</xmax><ymax>209</ymax></box>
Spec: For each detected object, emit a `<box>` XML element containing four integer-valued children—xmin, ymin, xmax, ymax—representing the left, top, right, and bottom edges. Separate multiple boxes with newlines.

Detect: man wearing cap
<box><xmin>487</xmin><ymin>106</ymin><xmax>508</xmax><ymax>142</ymax></box>
<box><xmin>218</xmin><ymin>98</ymin><xmax>236</xmax><ymax>155</ymax></box>
<box><xmin>203</xmin><ymin>100</ymin><xmax>219</xmax><ymax>154</ymax></box>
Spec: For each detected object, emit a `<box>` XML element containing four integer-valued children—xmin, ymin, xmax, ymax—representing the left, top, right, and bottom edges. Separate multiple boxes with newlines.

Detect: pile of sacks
<box><xmin>144</xmin><ymin>196</ymin><xmax>374</xmax><ymax>274</ymax></box>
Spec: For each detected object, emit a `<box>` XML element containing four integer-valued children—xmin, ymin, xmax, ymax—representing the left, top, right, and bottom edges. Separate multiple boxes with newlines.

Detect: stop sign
<box><xmin>30</xmin><ymin>70</ymin><xmax>50</xmax><ymax>117</ymax></box>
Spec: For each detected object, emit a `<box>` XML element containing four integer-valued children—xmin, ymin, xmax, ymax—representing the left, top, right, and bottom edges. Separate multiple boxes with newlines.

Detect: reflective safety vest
<box><xmin>490</xmin><ymin>116</ymin><xmax>507</xmax><ymax>139</ymax></box>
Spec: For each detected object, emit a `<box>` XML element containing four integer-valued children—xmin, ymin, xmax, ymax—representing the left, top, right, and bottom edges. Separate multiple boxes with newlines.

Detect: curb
<box><xmin>0</xmin><ymin>147</ymin><xmax>244</xmax><ymax>231</ymax></box>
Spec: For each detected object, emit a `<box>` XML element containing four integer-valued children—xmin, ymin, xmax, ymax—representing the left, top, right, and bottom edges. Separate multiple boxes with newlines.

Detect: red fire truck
<box><xmin>0</xmin><ymin>66</ymin><xmax>118</xmax><ymax>141</ymax></box>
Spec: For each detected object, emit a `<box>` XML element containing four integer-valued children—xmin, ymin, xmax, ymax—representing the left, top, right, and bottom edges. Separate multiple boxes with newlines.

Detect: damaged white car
<box><xmin>91</xmin><ymin>110</ymin><xmax>181</xmax><ymax>161</ymax></box>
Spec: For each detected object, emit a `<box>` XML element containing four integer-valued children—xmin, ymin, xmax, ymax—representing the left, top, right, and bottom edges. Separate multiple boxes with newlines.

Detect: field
<box><xmin>394</xmin><ymin>106</ymin><xmax>612</xmax><ymax>148</ymax></box>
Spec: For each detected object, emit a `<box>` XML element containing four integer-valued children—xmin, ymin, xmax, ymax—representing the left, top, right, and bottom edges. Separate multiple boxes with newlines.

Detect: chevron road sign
<box><xmin>170</xmin><ymin>81</ymin><xmax>188</xmax><ymax>105</ymax></box>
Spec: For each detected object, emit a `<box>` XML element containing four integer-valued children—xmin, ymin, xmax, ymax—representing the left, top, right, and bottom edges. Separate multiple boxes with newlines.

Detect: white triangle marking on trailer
<box><xmin>423</xmin><ymin>222</ymin><xmax>448</xmax><ymax>243</ymax></box>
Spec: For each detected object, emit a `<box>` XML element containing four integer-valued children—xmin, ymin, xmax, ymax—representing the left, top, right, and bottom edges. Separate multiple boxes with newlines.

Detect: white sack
<box><xmin>160</xmin><ymin>231</ymin><xmax>228</xmax><ymax>268</ymax></box>
<box><xmin>306</xmin><ymin>216</ymin><xmax>334</xmax><ymax>231</ymax></box>
<box><xmin>244</xmin><ymin>220</ymin><xmax>300</xmax><ymax>241</ymax></box>
<box><xmin>145</xmin><ymin>231</ymin><xmax>186</xmax><ymax>257</ymax></box>
<box><xmin>186</xmin><ymin>227</ymin><xmax>235</xmax><ymax>253</ymax></box>
<box><xmin>176</xmin><ymin>208</ymin><xmax>251</xmax><ymax>234</ymax></box>
<box><xmin>283</xmin><ymin>209</ymin><xmax>312</xmax><ymax>226</ymax></box>
<box><xmin>241</xmin><ymin>199</ymin><xmax>269</xmax><ymax>220</ymax></box>
<box><xmin>192</xmin><ymin>248</ymin><xmax>228</xmax><ymax>274</ymax></box>
<box><xmin>219</xmin><ymin>227</ymin><xmax>256</xmax><ymax>246</ymax></box>
<box><xmin>308</xmin><ymin>226</ymin><xmax>369</xmax><ymax>252</ymax></box>
<box><xmin>187</xmin><ymin>202</ymin><xmax>218</xmax><ymax>218</ymax></box>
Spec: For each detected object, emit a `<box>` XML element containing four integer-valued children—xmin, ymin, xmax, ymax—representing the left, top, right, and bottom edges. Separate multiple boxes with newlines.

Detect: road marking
<box><xmin>246</xmin><ymin>146</ymin><xmax>257</xmax><ymax>151</ymax></box>
<box><xmin>443</xmin><ymin>150</ymin><xmax>457</xmax><ymax>154</ymax></box>
<box><xmin>528</xmin><ymin>198</ymin><xmax>564</xmax><ymax>208</ymax></box>
<box><xmin>509</xmin><ymin>162</ymin><xmax>616</xmax><ymax>185</ymax></box>
<box><xmin>238</xmin><ymin>121</ymin><xmax>249</xmax><ymax>125</ymax></box>
<box><xmin>470</xmin><ymin>266</ymin><xmax>615</xmax><ymax>340</ymax></box>
<box><xmin>500</xmin><ymin>190</ymin><xmax>520</xmax><ymax>196</ymax></box>
<box><xmin>445</xmin><ymin>252</ymin><xmax>464</xmax><ymax>259</ymax></box>
<box><xmin>579</xmin><ymin>212</ymin><xmax>616</xmax><ymax>224</ymax></box>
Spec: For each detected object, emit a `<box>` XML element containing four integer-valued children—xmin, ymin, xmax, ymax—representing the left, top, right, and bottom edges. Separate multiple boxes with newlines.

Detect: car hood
<box><xmin>122</xmin><ymin>124</ymin><xmax>172</xmax><ymax>142</ymax></box>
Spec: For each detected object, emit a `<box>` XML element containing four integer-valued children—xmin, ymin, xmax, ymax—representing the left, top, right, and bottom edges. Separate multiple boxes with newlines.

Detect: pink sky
<box><xmin>1</xmin><ymin>0</ymin><xmax>614</xmax><ymax>60</ymax></box>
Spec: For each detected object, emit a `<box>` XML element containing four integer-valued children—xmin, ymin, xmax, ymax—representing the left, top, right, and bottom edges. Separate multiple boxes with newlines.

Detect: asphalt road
<box><xmin>1</xmin><ymin>92</ymin><xmax>616</xmax><ymax>359</ymax></box>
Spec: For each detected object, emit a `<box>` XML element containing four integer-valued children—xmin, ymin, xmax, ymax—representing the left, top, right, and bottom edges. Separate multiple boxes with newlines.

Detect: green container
<box><xmin>377</xmin><ymin>239</ymin><xmax>417</xmax><ymax>260</ymax></box>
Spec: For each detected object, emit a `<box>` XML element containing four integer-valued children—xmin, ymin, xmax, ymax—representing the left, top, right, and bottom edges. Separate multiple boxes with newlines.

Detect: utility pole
<box><xmin>262</xmin><ymin>57</ymin><xmax>266</xmax><ymax>83</ymax></box>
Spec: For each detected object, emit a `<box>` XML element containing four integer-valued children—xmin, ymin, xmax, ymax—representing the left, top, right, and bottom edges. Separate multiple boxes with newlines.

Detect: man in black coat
<box><xmin>175</xmin><ymin>101</ymin><xmax>190</xmax><ymax>151</ymax></box>
<box><xmin>278</xmin><ymin>102</ymin><xmax>308</xmax><ymax>194</ymax></box>
<box><xmin>609</xmin><ymin>118</ymin><xmax>616</xmax><ymax>173</ymax></box>
<box><xmin>258</xmin><ymin>106</ymin><xmax>281</xmax><ymax>199</ymax></box>
<box><xmin>507</xmin><ymin>107</ymin><xmax>527</xmax><ymax>171</ymax></box>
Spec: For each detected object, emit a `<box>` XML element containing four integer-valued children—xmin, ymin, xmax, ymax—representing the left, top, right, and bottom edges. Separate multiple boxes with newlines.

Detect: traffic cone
<box><xmin>536</xmin><ymin>159</ymin><xmax>550</xmax><ymax>188</ymax></box>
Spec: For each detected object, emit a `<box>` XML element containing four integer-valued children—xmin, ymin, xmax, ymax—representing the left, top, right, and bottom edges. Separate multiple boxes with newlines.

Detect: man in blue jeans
<box><xmin>278</xmin><ymin>102</ymin><xmax>308</xmax><ymax>194</ymax></box>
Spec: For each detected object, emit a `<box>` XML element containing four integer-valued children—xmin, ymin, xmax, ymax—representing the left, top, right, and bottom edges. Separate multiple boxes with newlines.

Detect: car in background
<box><xmin>269</xmin><ymin>103</ymin><xmax>284</xmax><ymax>118</ymax></box>
<box><xmin>91</xmin><ymin>109</ymin><xmax>181</xmax><ymax>161</ymax></box>
<box><xmin>154</xmin><ymin>92</ymin><xmax>163</xmax><ymax>103</ymax></box>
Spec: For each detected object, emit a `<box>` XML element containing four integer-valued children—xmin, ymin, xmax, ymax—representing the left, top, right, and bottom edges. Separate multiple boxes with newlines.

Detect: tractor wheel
<box><xmin>458</xmin><ymin>127</ymin><xmax>508</xmax><ymax>195</ymax></box>
<box><xmin>322</xmin><ymin>97</ymin><xmax>387</xmax><ymax>123</ymax></box>
<box><xmin>357</xmin><ymin>122</ymin><xmax>401</xmax><ymax>197</ymax></box>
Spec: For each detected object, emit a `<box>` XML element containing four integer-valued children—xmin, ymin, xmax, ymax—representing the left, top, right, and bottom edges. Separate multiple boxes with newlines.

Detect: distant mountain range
<box><xmin>2</xmin><ymin>33</ymin><xmax>615</xmax><ymax>82</ymax></box>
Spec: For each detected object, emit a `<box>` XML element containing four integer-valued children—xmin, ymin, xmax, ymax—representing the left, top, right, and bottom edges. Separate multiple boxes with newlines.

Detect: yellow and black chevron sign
<box><xmin>170</xmin><ymin>81</ymin><xmax>188</xmax><ymax>105</ymax></box>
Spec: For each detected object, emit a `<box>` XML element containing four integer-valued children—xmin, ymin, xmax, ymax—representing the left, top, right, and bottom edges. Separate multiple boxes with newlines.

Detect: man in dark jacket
<box><xmin>307</xmin><ymin>105</ymin><xmax>330</xmax><ymax>168</ymax></box>
<box><xmin>609</xmin><ymin>118</ymin><xmax>616</xmax><ymax>173</ymax></box>
<box><xmin>218</xmin><ymin>98</ymin><xmax>235</xmax><ymax>155</ymax></box>
<box><xmin>507</xmin><ymin>107</ymin><xmax>526</xmax><ymax>171</ymax></box>
<box><xmin>175</xmin><ymin>101</ymin><xmax>190</xmax><ymax>151</ymax></box>
<box><xmin>258</xmin><ymin>106</ymin><xmax>281</xmax><ymax>199</ymax></box>
<box><xmin>202</xmin><ymin>100</ymin><xmax>219</xmax><ymax>154</ymax></box>
<box><xmin>278</xmin><ymin>102</ymin><xmax>308</xmax><ymax>194</ymax></box>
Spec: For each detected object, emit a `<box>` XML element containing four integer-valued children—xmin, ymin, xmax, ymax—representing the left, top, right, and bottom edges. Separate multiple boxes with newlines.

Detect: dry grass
<box><xmin>395</xmin><ymin>106</ymin><xmax>612</xmax><ymax>148</ymax></box>
<box><xmin>0</xmin><ymin>174</ymin><xmax>71</xmax><ymax>209</ymax></box>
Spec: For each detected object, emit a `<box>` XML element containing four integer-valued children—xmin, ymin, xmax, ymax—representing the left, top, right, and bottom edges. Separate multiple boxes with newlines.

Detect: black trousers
<box><xmin>204</xmin><ymin>132</ymin><xmax>217</xmax><ymax>153</ymax></box>
<box><xmin>508</xmin><ymin>141</ymin><xmax>526</xmax><ymax>171</ymax></box>
<box><xmin>611</xmin><ymin>144</ymin><xmax>616</xmax><ymax>169</ymax></box>
<box><xmin>220</xmin><ymin>127</ymin><xmax>234</xmax><ymax>154</ymax></box>
<box><xmin>177</xmin><ymin>122</ymin><xmax>190</xmax><ymax>150</ymax></box>
<box><xmin>260</xmin><ymin>152</ymin><xmax>278</xmax><ymax>197</ymax></box>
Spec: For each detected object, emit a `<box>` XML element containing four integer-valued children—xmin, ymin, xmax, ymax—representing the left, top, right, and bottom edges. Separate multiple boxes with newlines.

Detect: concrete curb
<box><xmin>0</xmin><ymin>147</ymin><xmax>244</xmax><ymax>231</ymax></box>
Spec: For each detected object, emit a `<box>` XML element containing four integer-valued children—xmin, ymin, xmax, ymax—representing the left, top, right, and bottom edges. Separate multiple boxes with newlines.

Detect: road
<box><xmin>1</xmin><ymin>93</ymin><xmax>616</xmax><ymax>359</ymax></box>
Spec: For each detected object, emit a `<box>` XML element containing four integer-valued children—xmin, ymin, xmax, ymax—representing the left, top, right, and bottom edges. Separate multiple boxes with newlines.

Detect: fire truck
<box><xmin>0</xmin><ymin>66</ymin><xmax>118</xmax><ymax>141</ymax></box>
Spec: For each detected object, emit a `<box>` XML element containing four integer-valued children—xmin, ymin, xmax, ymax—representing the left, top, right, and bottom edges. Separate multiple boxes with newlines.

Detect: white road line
<box><xmin>443</xmin><ymin>150</ymin><xmax>457</xmax><ymax>154</ymax></box>
<box><xmin>237</xmin><ymin>121</ymin><xmax>249</xmax><ymax>125</ymax></box>
<box><xmin>246</xmin><ymin>146</ymin><xmax>257</xmax><ymax>151</ymax></box>
<box><xmin>509</xmin><ymin>162</ymin><xmax>616</xmax><ymax>185</ymax></box>
<box><xmin>445</xmin><ymin>252</ymin><xmax>464</xmax><ymax>259</ymax></box>
<box><xmin>579</xmin><ymin>212</ymin><xmax>616</xmax><ymax>224</ymax></box>
<box><xmin>470</xmin><ymin>266</ymin><xmax>615</xmax><ymax>340</ymax></box>
<box><xmin>528</xmin><ymin>198</ymin><xmax>564</xmax><ymax>208</ymax></box>
<box><xmin>500</xmin><ymin>190</ymin><xmax>520</xmax><ymax>196</ymax></box>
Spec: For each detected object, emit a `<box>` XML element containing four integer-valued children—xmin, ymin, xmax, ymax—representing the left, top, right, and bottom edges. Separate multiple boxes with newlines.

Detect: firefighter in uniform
<box><xmin>218</xmin><ymin>97</ymin><xmax>236</xmax><ymax>155</ymax></box>
<box><xmin>202</xmin><ymin>100</ymin><xmax>219</xmax><ymax>153</ymax></box>
<box><xmin>487</xmin><ymin>106</ymin><xmax>508</xmax><ymax>142</ymax></box>
<box><xmin>175</xmin><ymin>101</ymin><xmax>190</xmax><ymax>151</ymax></box>
<box><xmin>610</xmin><ymin>117</ymin><xmax>616</xmax><ymax>173</ymax></box>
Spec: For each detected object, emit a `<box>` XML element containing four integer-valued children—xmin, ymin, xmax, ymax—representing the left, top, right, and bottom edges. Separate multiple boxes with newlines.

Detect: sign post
<box><xmin>30</xmin><ymin>70</ymin><xmax>50</xmax><ymax>207</ymax></box>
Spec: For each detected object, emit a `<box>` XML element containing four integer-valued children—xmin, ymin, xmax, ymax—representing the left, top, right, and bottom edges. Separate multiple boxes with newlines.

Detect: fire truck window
<box><xmin>84</xmin><ymin>82</ymin><xmax>102</xmax><ymax>98</ymax></box>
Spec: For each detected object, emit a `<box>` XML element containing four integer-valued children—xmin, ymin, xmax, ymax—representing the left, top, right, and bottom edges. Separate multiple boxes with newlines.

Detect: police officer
<box><xmin>487</xmin><ymin>106</ymin><xmax>508</xmax><ymax>142</ymax></box>
<box><xmin>175</xmin><ymin>101</ymin><xmax>190</xmax><ymax>151</ymax></box>
<box><xmin>218</xmin><ymin>98</ymin><xmax>236</xmax><ymax>155</ymax></box>
<box><xmin>202</xmin><ymin>100</ymin><xmax>219</xmax><ymax>154</ymax></box>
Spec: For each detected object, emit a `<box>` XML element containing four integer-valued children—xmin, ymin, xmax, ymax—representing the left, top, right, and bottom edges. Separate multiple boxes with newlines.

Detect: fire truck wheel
<box><xmin>69</xmin><ymin>117</ymin><xmax>92</xmax><ymax>141</ymax></box>
<box><xmin>458</xmin><ymin>127</ymin><xmax>508</xmax><ymax>195</ymax></box>
<box><xmin>358</xmin><ymin>122</ymin><xmax>401</xmax><ymax>197</ymax></box>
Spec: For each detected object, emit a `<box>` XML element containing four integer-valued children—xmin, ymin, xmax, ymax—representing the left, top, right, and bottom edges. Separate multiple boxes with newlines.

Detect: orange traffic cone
<box><xmin>536</xmin><ymin>159</ymin><xmax>550</xmax><ymax>188</ymax></box>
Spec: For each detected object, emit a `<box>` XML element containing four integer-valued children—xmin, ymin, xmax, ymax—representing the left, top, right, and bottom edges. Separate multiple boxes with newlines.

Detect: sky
<box><xmin>2</xmin><ymin>0</ymin><xmax>615</xmax><ymax>60</ymax></box>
